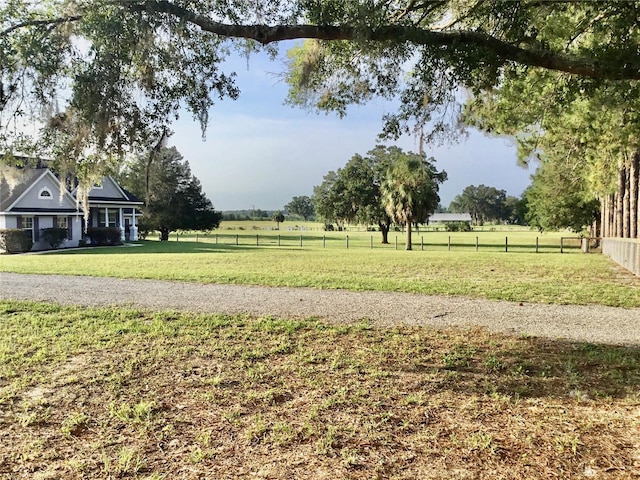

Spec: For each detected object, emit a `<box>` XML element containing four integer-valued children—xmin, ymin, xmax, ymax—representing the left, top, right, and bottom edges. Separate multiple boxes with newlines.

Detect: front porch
<box><xmin>87</xmin><ymin>206</ymin><xmax>140</xmax><ymax>241</ymax></box>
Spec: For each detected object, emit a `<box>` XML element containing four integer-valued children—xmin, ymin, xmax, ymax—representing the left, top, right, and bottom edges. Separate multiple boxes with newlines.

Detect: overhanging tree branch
<box><xmin>1</xmin><ymin>15</ymin><xmax>82</xmax><ymax>37</ymax></box>
<box><xmin>2</xmin><ymin>1</ymin><xmax>639</xmax><ymax>80</ymax></box>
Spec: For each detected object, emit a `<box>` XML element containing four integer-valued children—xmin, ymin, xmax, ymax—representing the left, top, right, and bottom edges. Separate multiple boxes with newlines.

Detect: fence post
<box><xmin>536</xmin><ymin>236</ymin><xmax>539</xmax><ymax>254</ymax></box>
<box><xmin>560</xmin><ymin>237</ymin><xmax>564</xmax><ymax>254</ymax></box>
<box><xmin>323</xmin><ymin>235</ymin><xmax>326</xmax><ymax>248</ymax></box>
<box><xmin>395</xmin><ymin>236</ymin><xmax>398</xmax><ymax>250</ymax></box>
<box><xmin>421</xmin><ymin>236</ymin><xmax>424</xmax><ymax>251</ymax></box>
<box><xmin>278</xmin><ymin>234</ymin><xmax>281</xmax><ymax>247</ymax></box>
<box><xmin>476</xmin><ymin>236</ymin><xmax>479</xmax><ymax>252</ymax></box>
<box><xmin>370</xmin><ymin>235</ymin><xmax>373</xmax><ymax>249</ymax></box>
<box><xmin>215</xmin><ymin>233</ymin><xmax>218</xmax><ymax>244</ymax></box>
<box><xmin>300</xmin><ymin>235</ymin><xmax>303</xmax><ymax>247</ymax></box>
<box><xmin>176</xmin><ymin>233</ymin><xmax>179</xmax><ymax>242</ymax></box>
<box><xmin>505</xmin><ymin>236</ymin><xmax>508</xmax><ymax>252</ymax></box>
<box><xmin>448</xmin><ymin>236</ymin><xmax>451</xmax><ymax>251</ymax></box>
<box><xmin>346</xmin><ymin>235</ymin><xmax>349</xmax><ymax>249</ymax></box>
<box><xmin>236</xmin><ymin>234</ymin><xmax>239</xmax><ymax>246</ymax></box>
<box><xmin>196</xmin><ymin>233</ymin><xmax>198</xmax><ymax>242</ymax></box>
<box><xmin>256</xmin><ymin>234</ymin><xmax>259</xmax><ymax>246</ymax></box>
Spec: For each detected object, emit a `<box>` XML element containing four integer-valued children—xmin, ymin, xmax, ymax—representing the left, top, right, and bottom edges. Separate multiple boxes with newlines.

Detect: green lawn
<box><xmin>1</xmin><ymin>231</ymin><xmax>638</xmax><ymax>307</ymax></box>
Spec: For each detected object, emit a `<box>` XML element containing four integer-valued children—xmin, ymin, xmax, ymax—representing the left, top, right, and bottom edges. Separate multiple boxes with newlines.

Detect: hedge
<box><xmin>0</xmin><ymin>229</ymin><xmax>34</xmax><ymax>253</ymax></box>
<box><xmin>86</xmin><ymin>227</ymin><xmax>122</xmax><ymax>246</ymax></box>
<box><xmin>40</xmin><ymin>227</ymin><xmax>68</xmax><ymax>249</ymax></box>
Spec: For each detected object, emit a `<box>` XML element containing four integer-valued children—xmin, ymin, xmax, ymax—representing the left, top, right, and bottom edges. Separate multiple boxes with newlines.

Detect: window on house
<box><xmin>38</xmin><ymin>188</ymin><xmax>52</xmax><ymax>199</ymax></box>
<box><xmin>22</xmin><ymin>216</ymin><xmax>34</xmax><ymax>239</ymax></box>
<box><xmin>98</xmin><ymin>208</ymin><xmax>118</xmax><ymax>227</ymax></box>
<box><xmin>57</xmin><ymin>216</ymin><xmax>68</xmax><ymax>229</ymax></box>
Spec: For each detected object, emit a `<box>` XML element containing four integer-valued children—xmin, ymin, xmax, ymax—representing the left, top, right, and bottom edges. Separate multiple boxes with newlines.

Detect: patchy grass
<box><xmin>1</xmin><ymin>239</ymin><xmax>639</xmax><ymax>307</ymax></box>
<box><xmin>1</xmin><ymin>300</ymin><xmax>639</xmax><ymax>479</ymax></box>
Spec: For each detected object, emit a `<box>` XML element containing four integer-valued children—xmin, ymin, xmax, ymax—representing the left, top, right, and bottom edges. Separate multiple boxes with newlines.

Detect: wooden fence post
<box><xmin>346</xmin><ymin>235</ymin><xmax>349</xmax><ymax>249</ymax></box>
<box><xmin>505</xmin><ymin>236</ymin><xmax>508</xmax><ymax>252</ymax></box>
<box><xmin>300</xmin><ymin>235</ymin><xmax>302</xmax><ymax>247</ymax></box>
<box><xmin>278</xmin><ymin>235</ymin><xmax>281</xmax><ymax>247</ymax></box>
<box><xmin>536</xmin><ymin>236</ymin><xmax>539</xmax><ymax>253</ymax></box>
<box><xmin>370</xmin><ymin>236</ymin><xmax>373</xmax><ymax>249</ymax></box>
<box><xmin>421</xmin><ymin>236</ymin><xmax>424</xmax><ymax>251</ymax></box>
<box><xmin>448</xmin><ymin>236</ymin><xmax>451</xmax><ymax>251</ymax></box>
<box><xmin>256</xmin><ymin>234</ymin><xmax>259</xmax><ymax>246</ymax></box>
<box><xmin>235</xmin><ymin>234</ymin><xmax>238</xmax><ymax>246</ymax></box>
<box><xmin>476</xmin><ymin>236</ymin><xmax>479</xmax><ymax>252</ymax></box>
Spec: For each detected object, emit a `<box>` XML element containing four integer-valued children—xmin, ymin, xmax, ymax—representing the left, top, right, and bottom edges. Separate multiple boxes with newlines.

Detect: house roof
<box><xmin>428</xmin><ymin>213</ymin><xmax>472</xmax><ymax>222</ymax></box>
<box><xmin>1</xmin><ymin>165</ymin><xmax>143</xmax><ymax>215</ymax></box>
<box><xmin>78</xmin><ymin>176</ymin><xmax>143</xmax><ymax>205</ymax></box>
<box><xmin>0</xmin><ymin>167</ymin><xmax>45</xmax><ymax>212</ymax></box>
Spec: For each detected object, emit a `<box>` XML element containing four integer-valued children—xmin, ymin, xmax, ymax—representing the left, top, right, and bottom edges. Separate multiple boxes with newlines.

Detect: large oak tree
<box><xmin>2</xmin><ymin>1</ymin><xmax>640</xmax><ymax>225</ymax></box>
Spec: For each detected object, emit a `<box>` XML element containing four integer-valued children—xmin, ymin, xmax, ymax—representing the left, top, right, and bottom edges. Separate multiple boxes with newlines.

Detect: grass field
<box><xmin>1</xmin><ymin>301</ymin><xmax>639</xmax><ymax>479</ymax></box>
<box><xmin>1</xmin><ymin>227</ymin><xmax>638</xmax><ymax>307</ymax></box>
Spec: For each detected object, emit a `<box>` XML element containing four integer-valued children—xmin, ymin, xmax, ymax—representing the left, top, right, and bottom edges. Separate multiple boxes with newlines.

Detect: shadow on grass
<box><xmin>408</xmin><ymin>333</ymin><xmax>640</xmax><ymax>400</ymax></box>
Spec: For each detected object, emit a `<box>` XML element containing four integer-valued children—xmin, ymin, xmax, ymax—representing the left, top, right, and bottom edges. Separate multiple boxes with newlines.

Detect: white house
<box><xmin>0</xmin><ymin>168</ymin><xmax>83</xmax><ymax>250</ymax></box>
<box><xmin>0</xmin><ymin>167</ymin><xmax>143</xmax><ymax>251</ymax></box>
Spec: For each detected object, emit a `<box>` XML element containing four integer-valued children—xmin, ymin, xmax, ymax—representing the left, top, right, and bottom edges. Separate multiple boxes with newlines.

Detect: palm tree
<box><xmin>272</xmin><ymin>210</ymin><xmax>285</xmax><ymax>230</ymax></box>
<box><xmin>382</xmin><ymin>152</ymin><xmax>447</xmax><ymax>250</ymax></box>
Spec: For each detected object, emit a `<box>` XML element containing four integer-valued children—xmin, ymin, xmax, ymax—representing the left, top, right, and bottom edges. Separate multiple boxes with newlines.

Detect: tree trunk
<box><xmin>160</xmin><ymin>228</ymin><xmax>170</xmax><ymax>241</ymax></box>
<box><xmin>630</xmin><ymin>150</ymin><xmax>639</xmax><ymax>239</ymax></box>
<box><xmin>379</xmin><ymin>221</ymin><xmax>390</xmax><ymax>244</ymax></box>
<box><xmin>405</xmin><ymin>220</ymin><xmax>412</xmax><ymax>250</ymax></box>
<box><xmin>609</xmin><ymin>193</ymin><xmax>616</xmax><ymax>238</ymax></box>
<box><xmin>623</xmin><ymin>163</ymin><xmax>630</xmax><ymax>238</ymax></box>
<box><xmin>616</xmin><ymin>166</ymin><xmax>625</xmax><ymax>237</ymax></box>
<box><xmin>600</xmin><ymin>197</ymin><xmax>607</xmax><ymax>238</ymax></box>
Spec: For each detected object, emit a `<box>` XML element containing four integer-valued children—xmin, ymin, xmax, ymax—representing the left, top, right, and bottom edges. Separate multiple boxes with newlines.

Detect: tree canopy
<box><xmin>119</xmin><ymin>146</ymin><xmax>222</xmax><ymax>240</ymax></box>
<box><xmin>284</xmin><ymin>195</ymin><xmax>314</xmax><ymax>221</ymax></box>
<box><xmin>2</xmin><ymin>0</ymin><xmax>639</xmax><ymax>167</ymax></box>
<box><xmin>312</xmin><ymin>146</ymin><xmax>394</xmax><ymax>242</ymax></box>
<box><xmin>313</xmin><ymin>145</ymin><xmax>444</xmax><ymax>246</ymax></box>
<box><xmin>450</xmin><ymin>184</ymin><xmax>511</xmax><ymax>226</ymax></box>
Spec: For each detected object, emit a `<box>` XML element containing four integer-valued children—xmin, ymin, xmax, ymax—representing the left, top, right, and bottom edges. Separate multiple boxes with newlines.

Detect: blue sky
<box><xmin>170</xmin><ymin>48</ymin><xmax>535</xmax><ymax>211</ymax></box>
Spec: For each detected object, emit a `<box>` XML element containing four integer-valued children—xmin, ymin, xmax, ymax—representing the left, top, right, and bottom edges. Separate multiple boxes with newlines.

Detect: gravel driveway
<box><xmin>1</xmin><ymin>272</ymin><xmax>639</xmax><ymax>345</ymax></box>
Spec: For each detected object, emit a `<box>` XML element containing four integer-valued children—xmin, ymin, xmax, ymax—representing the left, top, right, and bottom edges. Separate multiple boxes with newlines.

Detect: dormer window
<box><xmin>92</xmin><ymin>181</ymin><xmax>103</xmax><ymax>190</ymax></box>
<box><xmin>38</xmin><ymin>187</ymin><xmax>53</xmax><ymax>200</ymax></box>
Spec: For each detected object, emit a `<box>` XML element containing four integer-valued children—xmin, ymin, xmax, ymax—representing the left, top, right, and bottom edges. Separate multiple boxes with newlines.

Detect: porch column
<box><xmin>131</xmin><ymin>210</ymin><xmax>139</xmax><ymax>241</ymax></box>
<box><xmin>119</xmin><ymin>208</ymin><xmax>125</xmax><ymax>241</ymax></box>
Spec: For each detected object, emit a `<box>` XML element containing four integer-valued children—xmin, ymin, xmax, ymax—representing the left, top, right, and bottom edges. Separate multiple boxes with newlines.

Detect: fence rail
<box><xmin>168</xmin><ymin>232</ymin><xmax>596</xmax><ymax>254</ymax></box>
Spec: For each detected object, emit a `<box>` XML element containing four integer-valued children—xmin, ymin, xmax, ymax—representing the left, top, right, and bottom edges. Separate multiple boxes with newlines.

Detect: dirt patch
<box><xmin>21</xmin><ymin>354</ymin><xmax>90</xmax><ymax>403</ymax></box>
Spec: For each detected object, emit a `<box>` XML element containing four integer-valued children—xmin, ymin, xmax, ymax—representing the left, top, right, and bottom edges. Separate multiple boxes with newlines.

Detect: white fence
<box><xmin>602</xmin><ymin>238</ymin><xmax>640</xmax><ymax>277</ymax></box>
